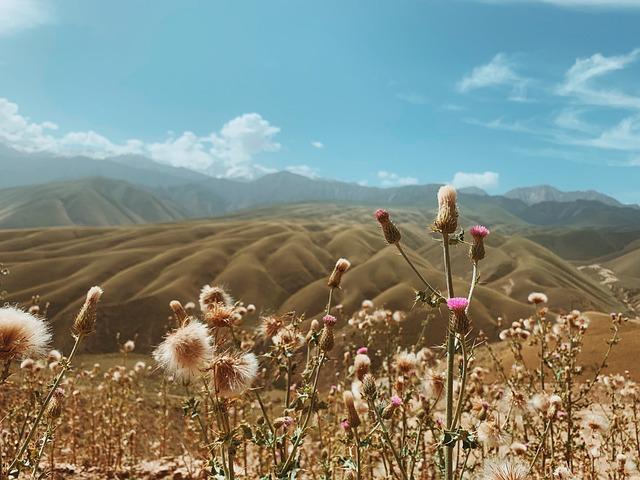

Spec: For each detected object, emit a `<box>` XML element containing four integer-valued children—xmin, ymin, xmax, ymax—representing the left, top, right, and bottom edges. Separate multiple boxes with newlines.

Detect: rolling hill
<box><xmin>0</xmin><ymin>178</ymin><xmax>186</xmax><ymax>228</ymax></box>
<box><xmin>0</xmin><ymin>204</ymin><xmax>627</xmax><ymax>353</ymax></box>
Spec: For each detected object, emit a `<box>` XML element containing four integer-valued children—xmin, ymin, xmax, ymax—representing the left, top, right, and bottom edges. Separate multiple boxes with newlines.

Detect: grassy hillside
<box><xmin>0</xmin><ymin>177</ymin><xmax>186</xmax><ymax>228</ymax></box>
<box><xmin>0</xmin><ymin>206</ymin><xmax>625</xmax><ymax>353</ymax></box>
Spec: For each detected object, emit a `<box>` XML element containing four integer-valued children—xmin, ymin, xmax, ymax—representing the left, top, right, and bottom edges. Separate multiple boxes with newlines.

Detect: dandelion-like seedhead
<box><xmin>0</xmin><ymin>307</ymin><xmax>51</xmax><ymax>361</ymax></box>
<box><xmin>153</xmin><ymin>320</ymin><xmax>212</xmax><ymax>381</ymax></box>
<box><xmin>209</xmin><ymin>351</ymin><xmax>258</xmax><ymax>397</ymax></box>
<box><xmin>199</xmin><ymin>285</ymin><xmax>234</xmax><ymax>311</ymax></box>
<box><xmin>527</xmin><ymin>292</ymin><xmax>548</xmax><ymax>305</ymax></box>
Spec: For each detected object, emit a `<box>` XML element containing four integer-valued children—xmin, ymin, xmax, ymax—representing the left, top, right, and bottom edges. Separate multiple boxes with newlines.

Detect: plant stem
<box><xmin>9</xmin><ymin>334</ymin><xmax>83</xmax><ymax>472</ymax></box>
<box><xmin>395</xmin><ymin>243</ymin><xmax>442</xmax><ymax>298</ymax></box>
<box><xmin>442</xmin><ymin>232</ymin><xmax>456</xmax><ymax>480</ymax></box>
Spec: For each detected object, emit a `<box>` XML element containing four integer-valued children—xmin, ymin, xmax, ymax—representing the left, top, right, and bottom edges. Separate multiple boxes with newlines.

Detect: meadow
<box><xmin>1</xmin><ymin>186</ymin><xmax>639</xmax><ymax>479</ymax></box>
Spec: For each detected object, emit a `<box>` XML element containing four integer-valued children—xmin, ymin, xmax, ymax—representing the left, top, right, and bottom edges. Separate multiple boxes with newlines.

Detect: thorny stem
<box><xmin>452</xmin><ymin>335</ymin><xmax>469</xmax><ymax>430</ymax></box>
<box><xmin>253</xmin><ymin>390</ymin><xmax>279</xmax><ymax>466</ymax></box>
<box><xmin>442</xmin><ymin>232</ymin><xmax>456</xmax><ymax>480</ymax></box>
<box><xmin>9</xmin><ymin>333</ymin><xmax>83</xmax><ymax>473</ymax></box>
<box><xmin>368</xmin><ymin>399</ymin><xmax>409</xmax><ymax>480</ymax></box>
<box><xmin>395</xmin><ymin>243</ymin><xmax>442</xmax><ymax>299</ymax></box>
<box><xmin>30</xmin><ymin>425</ymin><xmax>53</xmax><ymax>480</ymax></box>
<box><xmin>279</xmin><ymin>286</ymin><xmax>335</xmax><ymax>475</ymax></box>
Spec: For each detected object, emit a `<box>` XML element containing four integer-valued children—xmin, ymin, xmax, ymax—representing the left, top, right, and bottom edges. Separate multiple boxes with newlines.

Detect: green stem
<box><xmin>442</xmin><ymin>232</ymin><xmax>456</xmax><ymax>480</ymax></box>
<box><xmin>368</xmin><ymin>399</ymin><xmax>409</xmax><ymax>480</ymax></box>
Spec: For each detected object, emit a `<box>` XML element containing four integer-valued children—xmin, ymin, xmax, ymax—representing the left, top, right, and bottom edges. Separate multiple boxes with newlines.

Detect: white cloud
<box><xmin>558</xmin><ymin>49</ymin><xmax>640</xmax><ymax>109</ymax></box>
<box><xmin>458</xmin><ymin>53</ymin><xmax>528</xmax><ymax>99</ymax></box>
<box><xmin>311</xmin><ymin>141</ymin><xmax>324</xmax><ymax>149</ymax></box>
<box><xmin>0</xmin><ymin>97</ymin><xmax>281</xmax><ymax>178</ymax></box>
<box><xmin>285</xmin><ymin>165</ymin><xmax>320</xmax><ymax>178</ymax></box>
<box><xmin>570</xmin><ymin>115</ymin><xmax>640</xmax><ymax>151</ymax></box>
<box><xmin>0</xmin><ymin>0</ymin><xmax>51</xmax><ymax>36</ymax></box>
<box><xmin>377</xmin><ymin>170</ymin><xmax>419</xmax><ymax>187</ymax></box>
<box><xmin>451</xmin><ymin>171</ymin><xmax>500</xmax><ymax>190</ymax></box>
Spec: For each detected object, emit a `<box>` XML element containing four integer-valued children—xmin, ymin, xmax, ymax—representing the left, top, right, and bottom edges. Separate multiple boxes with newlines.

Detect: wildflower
<box><xmin>210</xmin><ymin>351</ymin><xmax>258</xmax><ymax>397</ymax></box>
<box><xmin>469</xmin><ymin>225</ymin><xmax>490</xmax><ymax>262</ymax></box>
<box><xmin>319</xmin><ymin>315</ymin><xmax>337</xmax><ymax>352</ymax></box>
<box><xmin>447</xmin><ymin>297</ymin><xmax>470</xmax><ymax>333</ymax></box>
<box><xmin>153</xmin><ymin>320</ymin><xmax>212</xmax><ymax>381</ymax></box>
<box><xmin>374</xmin><ymin>209</ymin><xmax>401</xmax><ymax>244</ymax></box>
<box><xmin>327</xmin><ymin>258</ymin><xmax>351</xmax><ymax>288</ymax></box>
<box><xmin>362</xmin><ymin>374</ymin><xmax>377</xmax><ymax>399</ymax></box>
<box><xmin>482</xmin><ymin>458</ymin><xmax>529</xmax><ymax>480</ymax></box>
<box><xmin>340</xmin><ymin>419</ymin><xmax>351</xmax><ymax>432</ymax></box>
<box><xmin>44</xmin><ymin>388</ymin><xmax>65</xmax><ymax>421</ymax></box>
<box><xmin>0</xmin><ymin>307</ymin><xmax>51</xmax><ymax>361</ymax></box>
<box><xmin>204</xmin><ymin>302</ymin><xmax>237</xmax><ymax>329</ymax></box>
<box><xmin>246</xmin><ymin>304</ymin><xmax>256</xmax><ymax>313</ymax></box>
<box><xmin>381</xmin><ymin>395</ymin><xmax>402</xmax><ymax>419</ymax></box>
<box><xmin>433</xmin><ymin>185</ymin><xmax>458</xmax><ymax>234</ymax></box>
<box><xmin>272</xmin><ymin>325</ymin><xmax>304</xmax><ymax>351</ymax></box>
<box><xmin>361</xmin><ymin>299</ymin><xmax>374</xmax><ymax>310</ymax></box>
<box><xmin>356</xmin><ymin>346</ymin><xmax>368</xmax><ymax>355</ymax></box>
<box><xmin>343</xmin><ymin>391</ymin><xmax>361</xmax><ymax>428</ymax></box>
<box><xmin>394</xmin><ymin>351</ymin><xmax>417</xmax><ymax>375</ymax></box>
<box><xmin>72</xmin><ymin>286</ymin><xmax>103</xmax><ymax>337</ymax></box>
<box><xmin>170</xmin><ymin>300</ymin><xmax>189</xmax><ymax>325</ymax></box>
<box><xmin>199</xmin><ymin>285</ymin><xmax>234</xmax><ymax>311</ymax></box>
<box><xmin>123</xmin><ymin>340</ymin><xmax>135</xmax><ymax>353</ymax></box>
<box><xmin>477</xmin><ymin>420</ymin><xmax>505</xmax><ymax>449</ymax></box>
<box><xmin>510</xmin><ymin>442</ymin><xmax>527</xmax><ymax>455</ymax></box>
<box><xmin>20</xmin><ymin>358</ymin><xmax>35</xmax><ymax>370</ymax></box>
<box><xmin>48</xmin><ymin>349</ymin><xmax>62</xmax><ymax>362</ymax></box>
<box><xmin>527</xmin><ymin>292</ymin><xmax>548</xmax><ymax>305</ymax></box>
<box><xmin>353</xmin><ymin>352</ymin><xmax>371</xmax><ymax>381</ymax></box>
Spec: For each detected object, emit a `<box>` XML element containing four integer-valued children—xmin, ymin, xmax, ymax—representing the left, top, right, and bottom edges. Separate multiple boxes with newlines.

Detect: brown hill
<box><xmin>0</xmin><ymin>205</ymin><xmax>624</xmax><ymax>353</ymax></box>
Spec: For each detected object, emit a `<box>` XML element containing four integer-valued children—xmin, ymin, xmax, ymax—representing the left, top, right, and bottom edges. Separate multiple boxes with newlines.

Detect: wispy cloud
<box><xmin>311</xmin><ymin>141</ymin><xmax>324</xmax><ymax>149</ymax></box>
<box><xmin>0</xmin><ymin>0</ymin><xmax>52</xmax><ymax>36</ymax></box>
<box><xmin>451</xmin><ymin>171</ymin><xmax>499</xmax><ymax>190</ymax></box>
<box><xmin>0</xmin><ymin>97</ymin><xmax>281</xmax><ymax>178</ymax></box>
<box><xmin>457</xmin><ymin>53</ymin><xmax>528</xmax><ymax>100</ymax></box>
<box><xmin>396</xmin><ymin>92</ymin><xmax>429</xmax><ymax>105</ymax></box>
<box><xmin>557</xmin><ymin>49</ymin><xmax>640</xmax><ymax>109</ymax></box>
<box><xmin>377</xmin><ymin>170</ymin><xmax>419</xmax><ymax>187</ymax></box>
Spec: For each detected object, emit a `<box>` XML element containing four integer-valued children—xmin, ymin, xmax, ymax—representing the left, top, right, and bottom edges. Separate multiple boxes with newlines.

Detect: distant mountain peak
<box><xmin>505</xmin><ymin>185</ymin><xmax>623</xmax><ymax>207</ymax></box>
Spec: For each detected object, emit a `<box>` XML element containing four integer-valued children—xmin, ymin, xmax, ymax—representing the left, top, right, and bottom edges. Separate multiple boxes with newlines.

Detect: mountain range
<box><xmin>0</xmin><ymin>144</ymin><xmax>638</xmax><ymax>230</ymax></box>
<box><xmin>0</xmin><ymin>145</ymin><xmax>639</xmax><ymax>355</ymax></box>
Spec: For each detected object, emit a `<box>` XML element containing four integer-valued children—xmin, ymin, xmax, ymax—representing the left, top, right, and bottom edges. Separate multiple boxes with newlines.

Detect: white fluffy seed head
<box><xmin>209</xmin><ymin>351</ymin><xmax>259</xmax><ymax>397</ymax></box>
<box><xmin>153</xmin><ymin>321</ymin><xmax>213</xmax><ymax>382</ymax></box>
<box><xmin>0</xmin><ymin>307</ymin><xmax>51</xmax><ymax>361</ymax></box>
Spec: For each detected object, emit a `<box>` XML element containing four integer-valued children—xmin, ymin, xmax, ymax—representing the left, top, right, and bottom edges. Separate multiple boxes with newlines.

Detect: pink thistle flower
<box><xmin>340</xmin><ymin>419</ymin><xmax>351</xmax><ymax>431</ymax></box>
<box><xmin>469</xmin><ymin>225</ymin><xmax>490</xmax><ymax>239</ymax></box>
<box><xmin>446</xmin><ymin>297</ymin><xmax>469</xmax><ymax>313</ymax></box>
<box><xmin>357</xmin><ymin>346</ymin><xmax>368</xmax><ymax>355</ymax></box>
<box><xmin>374</xmin><ymin>209</ymin><xmax>390</xmax><ymax>222</ymax></box>
<box><xmin>323</xmin><ymin>315</ymin><xmax>337</xmax><ymax>327</ymax></box>
<box><xmin>391</xmin><ymin>395</ymin><xmax>403</xmax><ymax>407</ymax></box>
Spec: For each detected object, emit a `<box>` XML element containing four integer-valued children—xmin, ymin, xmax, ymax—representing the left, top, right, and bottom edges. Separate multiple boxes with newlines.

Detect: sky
<box><xmin>1</xmin><ymin>1</ymin><xmax>640</xmax><ymax>202</ymax></box>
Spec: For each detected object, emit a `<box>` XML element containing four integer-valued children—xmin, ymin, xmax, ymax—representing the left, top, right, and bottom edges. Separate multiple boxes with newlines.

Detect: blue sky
<box><xmin>1</xmin><ymin>1</ymin><xmax>640</xmax><ymax>202</ymax></box>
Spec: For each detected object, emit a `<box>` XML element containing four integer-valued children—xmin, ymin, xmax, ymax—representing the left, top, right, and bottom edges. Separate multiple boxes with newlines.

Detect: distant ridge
<box><xmin>505</xmin><ymin>185</ymin><xmax>623</xmax><ymax>207</ymax></box>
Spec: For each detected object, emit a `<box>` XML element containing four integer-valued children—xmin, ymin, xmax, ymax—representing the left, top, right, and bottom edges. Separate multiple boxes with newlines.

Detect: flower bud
<box><xmin>361</xmin><ymin>374</ymin><xmax>377</xmax><ymax>399</ymax></box>
<box><xmin>446</xmin><ymin>297</ymin><xmax>470</xmax><ymax>334</ymax></box>
<box><xmin>382</xmin><ymin>395</ymin><xmax>402</xmax><ymax>419</ymax></box>
<box><xmin>327</xmin><ymin>258</ymin><xmax>351</xmax><ymax>288</ymax></box>
<box><xmin>374</xmin><ymin>209</ymin><xmax>401</xmax><ymax>244</ymax></box>
<box><xmin>343</xmin><ymin>391</ymin><xmax>361</xmax><ymax>429</ymax></box>
<box><xmin>469</xmin><ymin>225</ymin><xmax>490</xmax><ymax>262</ymax></box>
<box><xmin>433</xmin><ymin>186</ymin><xmax>458</xmax><ymax>234</ymax></box>
<box><xmin>72</xmin><ymin>286</ymin><xmax>103</xmax><ymax>337</ymax></box>
<box><xmin>319</xmin><ymin>326</ymin><xmax>334</xmax><ymax>352</ymax></box>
